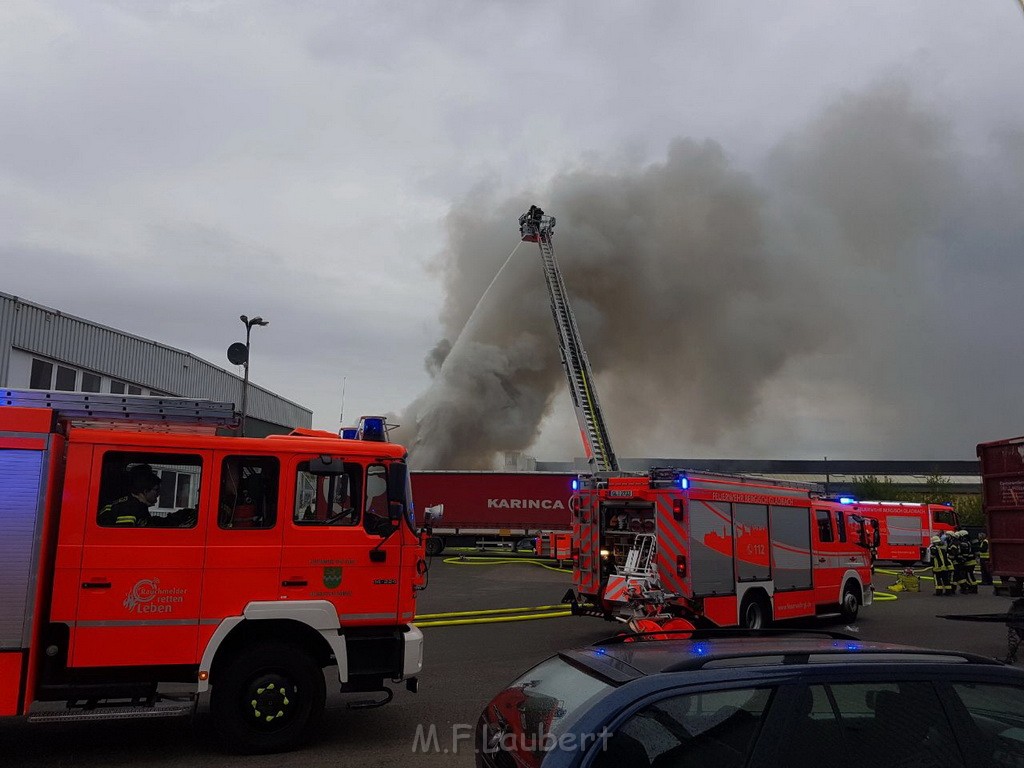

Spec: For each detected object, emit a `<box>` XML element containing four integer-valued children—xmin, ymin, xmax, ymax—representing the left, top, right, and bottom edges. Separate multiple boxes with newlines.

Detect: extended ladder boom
<box><xmin>519</xmin><ymin>206</ymin><xmax>618</xmax><ymax>472</ymax></box>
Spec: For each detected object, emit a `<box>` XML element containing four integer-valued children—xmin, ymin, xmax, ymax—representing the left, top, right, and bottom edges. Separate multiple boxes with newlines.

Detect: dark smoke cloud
<box><xmin>398</xmin><ymin>79</ymin><xmax>1007</xmax><ymax>468</ymax></box>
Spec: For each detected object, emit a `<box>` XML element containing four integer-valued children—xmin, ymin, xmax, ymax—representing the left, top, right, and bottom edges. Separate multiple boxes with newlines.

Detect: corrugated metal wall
<box><xmin>0</xmin><ymin>293</ymin><xmax>311</xmax><ymax>429</ymax></box>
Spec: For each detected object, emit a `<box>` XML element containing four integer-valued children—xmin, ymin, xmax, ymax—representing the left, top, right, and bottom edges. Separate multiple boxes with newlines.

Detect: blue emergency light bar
<box><xmin>675</xmin><ymin>475</ymin><xmax>689</xmax><ymax>490</ymax></box>
<box><xmin>359</xmin><ymin>416</ymin><xmax>387</xmax><ymax>442</ymax></box>
<box><xmin>340</xmin><ymin>427</ymin><xmax>358</xmax><ymax>439</ymax></box>
<box><xmin>838</xmin><ymin>496</ymin><xmax>856</xmax><ymax>505</ymax></box>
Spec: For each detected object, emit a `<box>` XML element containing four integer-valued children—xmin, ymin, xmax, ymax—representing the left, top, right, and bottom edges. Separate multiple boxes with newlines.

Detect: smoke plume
<box><xmin>397</xmin><ymin>80</ymin><xmax>995</xmax><ymax>468</ymax></box>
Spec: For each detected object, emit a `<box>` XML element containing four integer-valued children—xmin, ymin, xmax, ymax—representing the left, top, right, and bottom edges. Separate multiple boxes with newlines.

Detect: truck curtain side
<box><xmin>411</xmin><ymin>471</ymin><xmax>575</xmax><ymax>555</ymax></box>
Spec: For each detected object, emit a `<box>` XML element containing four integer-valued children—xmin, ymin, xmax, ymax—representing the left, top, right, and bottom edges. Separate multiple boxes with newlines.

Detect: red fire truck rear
<box><xmin>0</xmin><ymin>390</ymin><xmax>425</xmax><ymax>753</ymax></box>
<box><xmin>835</xmin><ymin>499</ymin><xmax>957</xmax><ymax>565</ymax></box>
<box><xmin>410</xmin><ymin>471</ymin><xmax>575</xmax><ymax>555</ymax></box>
<box><xmin>568</xmin><ymin>469</ymin><xmax>874</xmax><ymax>628</ymax></box>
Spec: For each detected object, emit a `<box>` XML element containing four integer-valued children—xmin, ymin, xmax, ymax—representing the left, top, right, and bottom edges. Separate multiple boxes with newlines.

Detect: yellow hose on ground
<box><xmin>416</xmin><ymin>611</ymin><xmax>572</xmax><ymax>628</ymax></box>
<box><xmin>441</xmin><ymin>556</ymin><xmax>572</xmax><ymax>573</ymax></box>
<box><xmin>417</xmin><ymin>604</ymin><xmax>568</xmax><ymax>620</ymax></box>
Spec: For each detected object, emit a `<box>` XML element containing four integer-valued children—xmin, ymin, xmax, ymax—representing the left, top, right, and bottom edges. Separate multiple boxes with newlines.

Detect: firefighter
<box><xmin>978</xmin><ymin>532</ymin><xmax>992</xmax><ymax>586</ymax></box>
<box><xmin>947</xmin><ymin>530</ymin><xmax>966</xmax><ymax>595</ymax></box>
<box><xmin>99</xmin><ymin>464</ymin><xmax>161</xmax><ymax>527</ymax></box>
<box><xmin>960</xmin><ymin>530</ymin><xmax>979</xmax><ymax>594</ymax></box>
<box><xmin>929</xmin><ymin>535</ymin><xmax>952</xmax><ymax>596</ymax></box>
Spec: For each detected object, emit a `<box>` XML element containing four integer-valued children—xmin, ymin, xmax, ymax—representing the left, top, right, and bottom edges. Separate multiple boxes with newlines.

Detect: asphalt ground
<box><xmin>3</xmin><ymin>557</ymin><xmax>1019</xmax><ymax>768</ymax></box>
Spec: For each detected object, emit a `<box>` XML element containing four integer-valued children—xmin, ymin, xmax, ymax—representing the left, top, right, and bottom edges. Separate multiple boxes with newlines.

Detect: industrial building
<box><xmin>0</xmin><ymin>292</ymin><xmax>311</xmax><ymax>436</ymax></box>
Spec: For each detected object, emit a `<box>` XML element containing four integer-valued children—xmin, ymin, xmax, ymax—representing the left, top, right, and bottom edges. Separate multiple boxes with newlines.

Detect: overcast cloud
<box><xmin>3</xmin><ymin>2</ymin><xmax>1024</xmax><ymax>467</ymax></box>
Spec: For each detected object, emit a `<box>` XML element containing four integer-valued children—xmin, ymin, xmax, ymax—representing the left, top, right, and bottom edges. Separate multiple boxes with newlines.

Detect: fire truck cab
<box><xmin>0</xmin><ymin>391</ymin><xmax>425</xmax><ymax>753</ymax></box>
<box><xmin>568</xmin><ymin>469</ymin><xmax>874</xmax><ymax>629</ymax></box>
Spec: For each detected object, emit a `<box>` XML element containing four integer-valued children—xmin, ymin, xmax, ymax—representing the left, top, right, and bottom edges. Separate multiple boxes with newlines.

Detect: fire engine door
<box><xmin>280</xmin><ymin>460</ymin><xmax>402</xmax><ymax>624</ymax></box>
<box><xmin>75</xmin><ymin>449</ymin><xmax>209</xmax><ymax>668</ymax></box>
<box><xmin>199</xmin><ymin>455</ymin><xmax>284</xmax><ymax>641</ymax></box>
<box><xmin>812</xmin><ymin>508</ymin><xmax>843</xmax><ymax>603</ymax></box>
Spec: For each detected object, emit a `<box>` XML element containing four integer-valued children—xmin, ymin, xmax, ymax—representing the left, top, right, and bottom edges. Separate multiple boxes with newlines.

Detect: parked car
<box><xmin>475</xmin><ymin>629</ymin><xmax>1024</xmax><ymax>768</ymax></box>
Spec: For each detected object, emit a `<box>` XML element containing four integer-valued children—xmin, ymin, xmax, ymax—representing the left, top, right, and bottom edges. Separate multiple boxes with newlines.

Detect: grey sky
<box><xmin>3</xmin><ymin>2</ymin><xmax>1024</xmax><ymax>466</ymax></box>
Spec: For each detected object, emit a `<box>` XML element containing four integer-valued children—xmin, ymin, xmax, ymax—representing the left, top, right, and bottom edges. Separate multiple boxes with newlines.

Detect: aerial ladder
<box><xmin>520</xmin><ymin>207</ymin><xmax>673</xmax><ymax>625</ymax></box>
<box><xmin>519</xmin><ymin>205</ymin><xmax>618</xmax><ymax>474</ymax></box>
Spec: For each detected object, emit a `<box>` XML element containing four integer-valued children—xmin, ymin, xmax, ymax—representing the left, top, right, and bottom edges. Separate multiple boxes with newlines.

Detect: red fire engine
<box><xmin>518</xmin><ymin>206</ymin><xmax>874</xmax><ymax>628</ymax></box>
<box><xmin>572</xmin><ymin>470</ymin><xmax>874</xmax><ymax>627</ymax></box>
<box><xmin>0</xmin><ymin>390</ymin><xmax>425</xmax><ymax>753</ymax></box>
<box><xmin>836</xmin><ymin>499</ymin><xmax>958</xmax><ymax>565</ymax></box>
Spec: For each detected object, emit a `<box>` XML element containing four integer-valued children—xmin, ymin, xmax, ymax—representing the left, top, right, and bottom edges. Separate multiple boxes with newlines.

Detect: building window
<box><xmin>110</xmin><ymin>381</ymin><xmax>126</xmax><ymax>394</ymax></box>
<box><xmin>80</xmin><ymin>372</ymin><xmax>102</xmax><ymax>392</ymax></box>
<box><xmin>127</xmin><ymin>385</ymin><xmax>143</xmax><ymax>395</ymax></box>
<box><xmin>29</xmin><ymin>359</ymin><xmax>53</xmax><ymax>389</ymax></box>
<box><xmin>54</xmin><ymin>365</ymin><xmax>77</xmax><ymax>391</ymax></box>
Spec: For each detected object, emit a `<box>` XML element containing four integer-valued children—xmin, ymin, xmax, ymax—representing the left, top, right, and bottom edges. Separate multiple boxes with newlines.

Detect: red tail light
<box><xmin>673</xmin><ymin>499</ymin><xmax>685</xmax><ymax>521</ymax></box>
<box><xmin>677</xmin><ymin>555</ymin><xmax>687</xmax><ymax>577</ymax></box>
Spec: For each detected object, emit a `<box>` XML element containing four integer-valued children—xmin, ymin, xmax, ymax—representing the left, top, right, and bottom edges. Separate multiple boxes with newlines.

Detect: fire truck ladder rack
<box><xmin>1</xmin><ymin>389</ymin><xmax>238</xmax><ymax>433</ymax></box>
<box><xmin>519</xmin><ymin>206</ymin><xmax>618</xmax><ymax>473</ymax></box>
<box><xmin>621</xmin><ymin>533</ymin><xmax>657</xmax><ymax>578</ymax></box>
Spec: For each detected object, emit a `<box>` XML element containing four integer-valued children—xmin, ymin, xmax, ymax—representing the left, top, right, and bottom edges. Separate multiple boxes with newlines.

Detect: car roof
<box><xmin>560</xmin><ymin>629</ymin><xmax>1008</xmax><ymax>683</ymax></box>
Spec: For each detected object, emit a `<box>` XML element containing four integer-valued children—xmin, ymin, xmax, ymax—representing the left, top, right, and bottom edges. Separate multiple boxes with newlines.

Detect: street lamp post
<box><xmin>235</xmin><ymin>314</ymin><xmax>269</xmax><ymax>437</ymax></box>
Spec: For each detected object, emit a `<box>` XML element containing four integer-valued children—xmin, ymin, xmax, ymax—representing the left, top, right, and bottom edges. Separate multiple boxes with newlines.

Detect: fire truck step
<box><xmin>28</xmin><ymin>701</ymin><xmax>195</xmax><ymax>723</ymax></box>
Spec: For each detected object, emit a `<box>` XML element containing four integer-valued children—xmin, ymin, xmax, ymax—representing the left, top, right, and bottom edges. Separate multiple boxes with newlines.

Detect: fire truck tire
<box><xmin>425</xmin><ymin>536</ymin><xmax>445</xmax><ymax>557</ymax></box>
<box><xmin>211</xmin><ymin>642</ymin><xmax>326</xmax><ymax>754</ymax></box>
<box><xmin>740</xmin><ymin>593</ymin><xmax>771</xmax><ymax>630</ymax></box>
<box><xmin>840</xmin><ymin>583</ymin><xmax>860</xmax><ymax>622</ymax></box>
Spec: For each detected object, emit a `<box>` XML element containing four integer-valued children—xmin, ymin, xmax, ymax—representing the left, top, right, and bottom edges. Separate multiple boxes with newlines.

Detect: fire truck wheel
<box><xmin>425</xmin><ymin>536</ymin><xmax>445</xmax><ymax>557</ymax></box>
<box><xmin>740</xmin><ymin>594</ymin><xmax>770</xmax><ymax>630</ymax></box>
<box><xmin>840</xmin><ymin>584</ymin><xmax>860</xmax><ymax>622</ymax></box>
<box><xmin>211</xmin><ymin>642</ymin><xmax>326</xmax><ymax>754</ymax></box>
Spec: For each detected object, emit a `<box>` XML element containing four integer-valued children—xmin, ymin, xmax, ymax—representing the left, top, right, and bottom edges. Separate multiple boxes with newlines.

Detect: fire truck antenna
<box><xmin>339</xmin><ymin>376</ymin><xmax>347</xmax><ymax>425</ymax></box>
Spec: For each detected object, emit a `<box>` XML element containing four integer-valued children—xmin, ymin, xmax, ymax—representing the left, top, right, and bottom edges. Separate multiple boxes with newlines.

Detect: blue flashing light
<box><xmin>675</xmin><ymin>476</ymin><xmax>690</xmax><ymax>490</ymax></box>
<box><xmin>360</xmin><ymin>417</ymin><xmax>386</xmax><ymax>442</ymax></box>
<box><xmin>571</xmin><ymin>479</ymin><xmax>579</xmax><ymax>491</ymax></box>
<box><xmin>691</xmin><ymin>642</ymin><xmax>709</xmax><ymax>656</ymax></box>
<box><xmin>595</xmin><ymin>647</ymin><xmax>606</xmax><ymax>655</ymax></box>
<box><xmin>838</xmin><ymin>496</ymin><xmax>856</xmax><ymax>505</ymax></box>
<box><xmin>340</xmin><ymin>428</ymin><xmax>358</xmax><ymax>439</ymax></box>
<box><xmin>845</xmin><ymin>642</ymin><xmax>861</xmax><ymax>651</ymax></box>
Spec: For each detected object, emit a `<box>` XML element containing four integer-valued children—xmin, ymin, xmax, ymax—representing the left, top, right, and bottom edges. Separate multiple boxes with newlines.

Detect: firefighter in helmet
<box><xmin>99</xmin><ymin>464</ymin><xmax>161</xmax><ymax>527</ymax></box>
<box><xmin>947</xmin><ymin>530</ymin><xmax>965</xmax><ymax>594</ymax></box>
<box><xmin>929</xmin><ymin>535</ymin><xmax>952</xmax><ymax>596</ymax></box>
<box><xmin>960</xmin><ymin>530</ymin><xmax>979</xmax><ymax>593</ymax></box>
<box><xmin>978</xmin><ymin>531</ymin><xmax>992</xmax><ymax>586</ymax></box>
